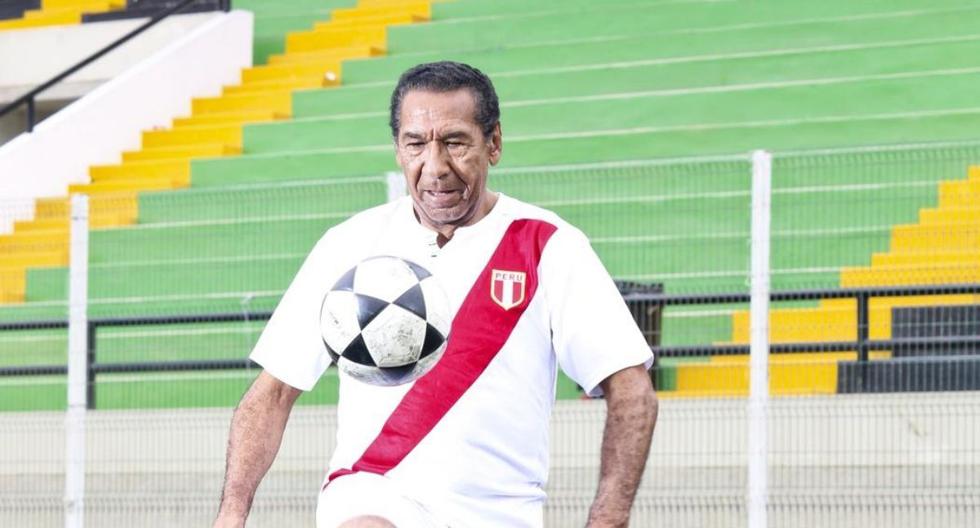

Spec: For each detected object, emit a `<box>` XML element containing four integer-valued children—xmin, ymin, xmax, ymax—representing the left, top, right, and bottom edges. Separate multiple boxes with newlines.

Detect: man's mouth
<box><xmin>423</xmin><ymin>190</ymin><xmax>462</xmax><ymax>207</ymax></box>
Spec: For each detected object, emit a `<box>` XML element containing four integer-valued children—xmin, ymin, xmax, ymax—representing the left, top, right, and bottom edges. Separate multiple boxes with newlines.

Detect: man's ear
<box><xmin>488</xmin><ymin>122</ymin><xmax>503</xmax><ymax>166</ymax></box>
<box><xmin>394</xmin><ymin>139</ymin><xmax>403</xmax><ymax>168</ymax></box>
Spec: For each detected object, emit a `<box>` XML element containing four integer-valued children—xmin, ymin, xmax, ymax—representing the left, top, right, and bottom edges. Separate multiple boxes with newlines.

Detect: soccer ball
<box><xmin>319</xmin><ymin>256</ymin><xmax>451</xmax><ymax>386</ymax></box>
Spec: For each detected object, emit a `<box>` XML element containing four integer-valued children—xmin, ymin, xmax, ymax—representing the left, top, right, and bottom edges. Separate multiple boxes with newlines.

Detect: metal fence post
<box><xmin>855</xmin><ymin>292</ymin><xmax>870</xmax><ymax>392</ymax></box>
<box><xmin>386</xmin><ymin>171</ymin><xmax>406</xmax><ymax>202</ymax></box>
<box><xmin>65</xmin><ymin>194</ymin><xmax>89</xmax><ymax>528</ymax></box>
<box><xmin>748</xmin><ymin>150</ymin><xmax>772</xmax><ymax>528</ymax></box>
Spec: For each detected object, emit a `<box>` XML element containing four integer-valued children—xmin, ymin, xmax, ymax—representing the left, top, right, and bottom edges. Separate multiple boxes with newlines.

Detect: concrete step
<box><xmin>266</xmin><ymin>46</ymin><xmax>381</xmax><ymax>65</ymax></box>
<box><xmin>285</xmin><ymin>26</ymin><xmax>387</xmax><ymax>54</ymax></box>
<box><xmin>841</xmin><ymin>264</ymin><xmax>980</xmax><ymax>287</ymax></box>
<box><xmin>89</xmin><ymin>159</ymin><xmax>190</xmax><ymax>183</ymax></box>
<box><xmin>240</xmin><ymin>61</ymin><xmax>342</xmax><ymax>84</ymax></box>
<box><xmin>122</xmin><ymin>144</ymin><xmax>239</xmax><ymax>162</ymax></box>
<box><xmin>142</xmin><ymin>124</ymin><xmax>243</xmax><ymax>149</ymax></box>
<box><xmin>191</xmin><ymin>92</ymin><xmax>291</xmax><ymax>116</ymax></box>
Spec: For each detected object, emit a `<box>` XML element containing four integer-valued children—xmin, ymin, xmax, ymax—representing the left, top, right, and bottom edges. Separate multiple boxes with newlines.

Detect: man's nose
<box><xmin>420</xmin><ymin>142</ymin><xmax>451</xmax><ymax>181</ymax></box>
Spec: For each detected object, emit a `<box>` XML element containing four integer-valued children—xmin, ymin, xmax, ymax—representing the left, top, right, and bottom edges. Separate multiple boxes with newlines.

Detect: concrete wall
<box><xmin>0</xmin><ymin>10</ymin><xmax>252</xmax><ymax>233</ymax></box>
<box><xmin>0</xmin><ymin>12</ymin><xmax>222</xmax><ymax>105</ymax></box>
<box><xmin>1</xmin><ymin>391</ymin><xmax>978</xmax><ymax>527</ymax></box>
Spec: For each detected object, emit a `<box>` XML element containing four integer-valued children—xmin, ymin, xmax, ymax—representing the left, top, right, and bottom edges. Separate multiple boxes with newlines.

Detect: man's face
<box><xmin>395</xmin><ymin>89</ymin><xmax>502</xmax><ymax>233</ymax></box>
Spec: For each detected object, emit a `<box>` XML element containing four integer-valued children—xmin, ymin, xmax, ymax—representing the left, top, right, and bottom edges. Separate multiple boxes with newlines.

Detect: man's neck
<box><xmin>420</xmin><ymin>191</ymin><xmax>499</xmax><ymax>247</ymax></box>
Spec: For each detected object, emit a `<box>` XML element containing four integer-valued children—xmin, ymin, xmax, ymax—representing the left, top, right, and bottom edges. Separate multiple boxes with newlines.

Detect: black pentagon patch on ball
<box><xmin>419</xmin><ymin>324</ymin><xmax>446</xmax><ymax>359</ymax></box>
<box><xmin>342</xmin><ymin>334</ymin><xmax>375</xmax><ymax>366</ymax></box>
<box><xmin>355</xmin><ymin>293</ymin><xmax>390</xmax><ymax>329</ymax></box>
<box><xmin>393</xmin><ymin>283</ymin><xmax>426</xmax><ymax>319</ymax></box>
<box><xmin>333</xmin><ymin>266</ymin><xmax>357</xmax><ymax>292</ymax></box>
<box><xmin>379</xmin><ymin>363</ymin><xmax>417</xmax><ymax>385</ymax></box>
<box><xmin>404</xmin><ymin>259</ymin><xmax>432</xmax><ymax>280</ymax></box>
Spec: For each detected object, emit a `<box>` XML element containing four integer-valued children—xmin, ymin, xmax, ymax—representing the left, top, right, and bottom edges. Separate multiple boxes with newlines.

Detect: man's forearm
<box><xmin>215</xmin><ymin>371</ymin><xmax>301</xmax><ymax>526</ymax></box>
<box><xmin>587</xmin><ymin>365</ymin><xmax>658</xmax><ymax>528</ymax></box>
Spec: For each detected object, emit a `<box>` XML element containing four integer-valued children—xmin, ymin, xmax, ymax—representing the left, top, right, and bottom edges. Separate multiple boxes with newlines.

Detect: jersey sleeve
<box><xmin>249</xmin><ymin>233</ymin><xmax>336</xmax><ymax>391</ymax></box>
<box><xmin>542</xmin><ymin>226</ymin><xmax>654</xmax><ymax>397</ymax></box>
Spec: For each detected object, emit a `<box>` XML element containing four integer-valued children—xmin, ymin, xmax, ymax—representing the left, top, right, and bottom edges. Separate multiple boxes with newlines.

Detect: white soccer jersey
<box><xmin>250</xmin><ymin>194</ymin><xmax>653</xmax><ymax>527</ymax></box>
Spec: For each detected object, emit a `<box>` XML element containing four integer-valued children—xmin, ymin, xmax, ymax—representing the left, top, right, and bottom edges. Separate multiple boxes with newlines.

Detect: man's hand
<box><xmin>586</xmin><ymin>364</ymin><xmax>658</xmax><ymax>527</ymax></box>
<box><xmin>213</xmin><ymin>370</ymin><xmax>302</xmax><ymax>527</ymax></box>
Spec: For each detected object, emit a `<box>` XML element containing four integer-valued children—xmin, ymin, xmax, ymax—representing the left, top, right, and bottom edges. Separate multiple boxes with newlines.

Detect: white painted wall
<box><xmin>0</xmin><ymin>12</ymin><xmax>222</xmax><ymax>104</ymax></box>
<box><xmin>0</xmin><ymin>10</ymin><xmax>252</xmax><ymax>233</ymax></box>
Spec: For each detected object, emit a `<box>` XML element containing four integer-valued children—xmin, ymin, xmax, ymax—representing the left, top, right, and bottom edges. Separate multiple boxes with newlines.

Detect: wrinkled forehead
<box><xmin>398</xmin><ymin>89</ymin><xmax>481</xmax><ymax>136</ymax></box>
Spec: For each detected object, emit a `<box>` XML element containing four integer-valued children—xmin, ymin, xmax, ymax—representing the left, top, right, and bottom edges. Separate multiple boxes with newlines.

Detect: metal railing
<box><xmin>2</xmin><ymin>283</ymin><xmax>978</xmax><ymax>406</ymax></box>
<box><xmin>636</xmin><ymin>283</ymin><xmax>980</xmax><ymax>359</ymax></box>
<box><xmin>0</xmin><ymin>0</ymin><xmax>230</xmax><ymax>133</ymax></box>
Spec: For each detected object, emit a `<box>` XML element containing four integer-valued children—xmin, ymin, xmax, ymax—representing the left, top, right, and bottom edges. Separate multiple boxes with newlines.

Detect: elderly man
<box><xmin>213</xmin><ymin>61</ymin><xmax>657</xmax><ymax>528</ymax></box>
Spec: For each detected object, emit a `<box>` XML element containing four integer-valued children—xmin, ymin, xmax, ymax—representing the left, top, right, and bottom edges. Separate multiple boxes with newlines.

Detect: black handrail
<box><xmin>0</xmin><ymin>0</ymin><xmax>230</xmax><ymax>133</ymax></box>
<box><xmin>2</xmin><ymin>283</ymin><xmax>979</xmax><ymax>407</ymax></box>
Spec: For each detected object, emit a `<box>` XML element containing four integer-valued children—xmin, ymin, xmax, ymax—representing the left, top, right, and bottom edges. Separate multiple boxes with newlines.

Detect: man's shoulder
<box><xmin>325</xmin><ymin>198</ymin><xmax>407</xmax><ymax>240</ymax></box>
<box><xmin>498</xmin><ymin>194</ymin><xmax>585</xmax><ymax>241</ymax></box>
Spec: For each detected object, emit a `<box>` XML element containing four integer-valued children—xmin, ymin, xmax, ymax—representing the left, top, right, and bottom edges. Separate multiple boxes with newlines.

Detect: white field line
<box><xmin>504</xmin><ymin>67</ymin><xmax>980</xmax><ymax>108</ymax></box>
<box><xmin>424</xmin><ymin>0</ymin><xmax>734</xmax><ymax>26</ymax></box>
<box><xmin>292</xmin><ymin>64</ymin><xmax>980</xmax><ymax>124</ymax></box>
<box><xmin>491</xmin><ymin>35</ymin><xmax>980</xmax><ymax>79</ymax></box>
<box><xmin>5</xmin><ymin>262</ymin><xmax>852</xmax><ymax>310</ymax></box>
<box><xmin>529</xmin><ymin>180</ymin><xmax>940</xmax><ymax>208</ymax></box>
<box><xmin>0</xmin><ymin>377</ymin><xmax>67</xmax><ymax>386</ymax></box>
<box><xmin>506</xmin><ymin>107</ymin><xmax>980</xmax><ymax>143</ymax></box>
<box><xmin>491</xmin><ymin>155</ymin><xmax>748</xmax><ymax>173</ymax></box>
<box><xmin>614</xmin><ymin>265</ymin><xmax>846</xmax><ymax>281</ymax></box>
<box><xmin>663</xmin><ymin>308</ymin><xmax>740</xmax><ymax>318</ymax></box>
<box><xmin>117</xmin><ymin>181</ymin><xmax>937</xmax><ymax>230</ymax></box>
<box><xmin>90</xmin><ymin>369</ymin><xmax>341</xmax><ymax>383</ymax></box>
<box><xmin>101</xmin><ymin>326</ymin><xmax>264</xmax><ymax>338</ymax></box>
<box><xmin>345</xmin><ymin>6</ymin><xmax>980</xmax><ymax>86</ymax></box>
<box><xmin>169</xmin><ymin>175</ymin><xmax>385</xmax><ymax>195</ymax></box>
<box><xmin>0</xmin><ymin>334</ymin><xmax>63</xmax><ymax>343</ymax></box>
<box><xmin>114</xmin><ymin>180</ymin><xmax>928</xmax><ymax>231</ymax></box>
<box><xmin>0</xmin><ymin>325</ymin><xmax>263</xmax><ymax>342</ymax></box>
<box><xmin>92</xmin><ymin>370</ymin><xmax>260</xmax><ymax>383</ymax></box>
<box><xmin>587</xmin><ymin>225</ymin><xmax>893</xmax><ymax>244</ymax></box>
<box><xmin>106</xmin><ymin>211</ymin><xmax>353</xmax><ymax>231</ymax></box>
<box><xmin>90</xmin><ymin>252</ymin><xmax>306</xmax><ymax>269</ymax></box>
<box><xmin>0</xmin><ymin>289</ymin><xmax>282</xmax><ymax>309</ymax></box>
<box><xmin>772</xmin><ymin>181</ymin><xmax>938</xmax><ymax>195</ymax></box>
<box><xmin>656</xmin><ymin>5</ymin><xmax>980</xmax><ymax>37</ymax></box>
<box><xmin>243</xmin><ymin>106</ymin><xmax>980</xmax><ymax>159</ymax></box>
<box><xmin>495</xmin><ymin>140</ymin><xmax>980</xmax><ymax>171</ymax></box>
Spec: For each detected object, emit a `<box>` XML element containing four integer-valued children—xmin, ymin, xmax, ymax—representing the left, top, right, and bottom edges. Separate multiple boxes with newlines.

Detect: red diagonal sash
<box><xmin>327</xmin><ymin>218</ymin><xmax>557</xmax><ymax>485</ymax></box>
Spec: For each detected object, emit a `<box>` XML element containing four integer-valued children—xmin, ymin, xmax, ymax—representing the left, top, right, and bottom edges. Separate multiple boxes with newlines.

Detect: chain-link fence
<box><xmin>1</xmin><ymin>142</ymin><xmax>979</xmax><ymax>527</ymax></box>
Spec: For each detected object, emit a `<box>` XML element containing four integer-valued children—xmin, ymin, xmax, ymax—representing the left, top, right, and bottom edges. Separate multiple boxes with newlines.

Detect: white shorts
<box><xmin>316</xmin><ymin>472</ymin><xmax>451</xmax><ymax>528</ymax></box>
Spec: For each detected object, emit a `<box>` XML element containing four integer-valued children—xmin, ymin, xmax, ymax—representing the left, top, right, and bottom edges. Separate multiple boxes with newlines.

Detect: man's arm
<box><xmin>586</xmin><ymin>364</ymin><xmax>658</xmax><ymax>528</ymax></box>
<box><xmin>214</xmin><ymin>370</ymin><xmax>303</xmax><ymax>528</ymax></box>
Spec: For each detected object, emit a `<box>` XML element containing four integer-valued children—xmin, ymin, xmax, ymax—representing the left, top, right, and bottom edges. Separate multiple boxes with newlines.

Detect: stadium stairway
<box><xmin>666</xmin><ymin>165</ymin><xmax>980</xmax><ymax>397</ymax></box>
<box><xmin>0</xmin><ymin>0</ymin><xmax>125</xmax><ymax>30</ymax></box>
<box><xmin>0</xmin><ymin>0</ymin><xmax>430</xmax><ymax>306</ymax></box>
